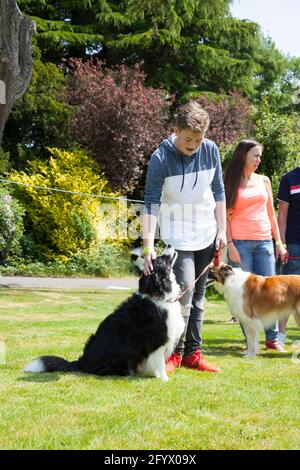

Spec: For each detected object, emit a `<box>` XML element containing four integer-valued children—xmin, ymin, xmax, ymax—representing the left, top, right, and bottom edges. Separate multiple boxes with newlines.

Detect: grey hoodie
<box><xmin>144</xmin><ymin>136</ymin><xmax>225</xmax><ymax>250</ymax></box>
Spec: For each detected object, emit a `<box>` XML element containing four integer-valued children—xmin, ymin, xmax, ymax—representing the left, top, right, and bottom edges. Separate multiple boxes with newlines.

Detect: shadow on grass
<box><xmin>206</xmin><ymin>337</ymin><xmax>296</xmax><ymax>358</ymax></box>
<box><xmin>203</xmin><ymin>319</ymin><xmax>242</xmax><ymax>325</ymax></box>
<box><xmin>17</xmin><ymin>373</ymin><xmax>61</xmax><ymax>383</ymax></box>
<box><xmin>260</xmin><ymin>351</ymin><xmax>292</xmax><ymax>359</ymax></box>
<box><xmin>204</xmin><ymin>346</ymin><xmax>243</xmax><ymax>357</ymax></box>
<box><xmin>17</xmin><ymin>371</ymin><xmax>154</xmax><ymax>383</ymax></box>
<box><xmin>203</xmin><ymin>338</ymin><xmax>244</xmax><ymax>357</ymax></box>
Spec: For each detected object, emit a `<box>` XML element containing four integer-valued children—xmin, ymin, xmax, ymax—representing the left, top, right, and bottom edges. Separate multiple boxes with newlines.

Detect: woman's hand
<box><xmin>143</xmin><ymin>250</ymin><xmax>157</xmax><ymax>275</ymax></box>
<box><xmin>227</xmin><ymin>242</ymin><xmax>241</xmax><ymax>264</ymax></box>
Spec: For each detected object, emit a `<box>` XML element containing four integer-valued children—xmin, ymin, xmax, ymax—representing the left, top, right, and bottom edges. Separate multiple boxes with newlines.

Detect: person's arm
<box><xmin>143</xmin><ymin>153</ymin><xmax>164</xmax><ymax>274</ymax></box>
<box><xmin>215</xmin><ymin>200</ymin><xmax>227</xmax><ymax>250</ymax></box>
<box><xmin>278</xmin><ymin>201</ymin><xmax>289</xmax><ymax>263</ymax></box>
<box><xmin>278</xmin><ymin>201</ymin><xmax>289</xmax><ymax>245</ymax></box>
<box><xmin>277</xmin><ymin>172</ymin><xmax>290</xmax><ymax>247</ymax></box>
<box><xmin>142</xmin><ymin>213</ymin><xmax>157</xmax><ymax>275</ymax></box>
<box><xmin>226</xmin><ymin>208</ymin><xmax>241</xmax><ymax>263</ymax></box>
<box><xmin>263</xmin><ymin>176</ymin><xmax>287</xmax><ymax>260</ymax></box>
<box><xmin>211</xmin><ymin>145</ymin><xmax>226</xmax><ymax>250</ymax></box>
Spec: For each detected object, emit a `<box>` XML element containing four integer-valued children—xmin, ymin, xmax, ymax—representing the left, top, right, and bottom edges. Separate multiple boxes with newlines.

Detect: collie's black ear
<box><xmin>221</xmin><ymin>264</ymin><xmax>234</xmax><ymax>274</ymax></box>
<box><xmin>139</xmin><ymin>272</ymin><xmax>155</xmax><ymax>295</ymax></box>
<box><xmin>208</xmin><ymin>267</ymin><xmax>219</xmax><ymax>281</ymax></box>
<box><xmin>220</xmin><ymin>264</ymin><xmax>234</xmax><ymax>282</ymax></box>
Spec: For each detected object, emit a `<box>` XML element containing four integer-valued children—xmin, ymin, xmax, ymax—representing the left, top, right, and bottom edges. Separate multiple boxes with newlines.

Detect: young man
<box><xmin>277</xmin><ymin>165</ymin><xmax>300</xmax><ymax>343</ymax></box>
<box><xmin>142</xmin><ymin>100</ymin><xmax>226</xmax><ymax>373</ymax></box>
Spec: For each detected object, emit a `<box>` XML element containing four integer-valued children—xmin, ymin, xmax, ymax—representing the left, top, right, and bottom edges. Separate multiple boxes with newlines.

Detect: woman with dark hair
<box><xmin>224</xmin><ymin>139</ymin><xmax>288</xmax><ymax>352</ymax></box>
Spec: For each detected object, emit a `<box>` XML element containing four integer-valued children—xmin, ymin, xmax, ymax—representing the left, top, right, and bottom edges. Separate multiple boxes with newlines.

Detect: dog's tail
<box><xmin>24</xmin><ymin>356</ymin><xmax>80</xmax><ymax>373</ymax></box>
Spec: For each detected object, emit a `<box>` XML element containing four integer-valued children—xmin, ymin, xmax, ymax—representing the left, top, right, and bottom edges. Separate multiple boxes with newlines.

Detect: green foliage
<box><xmin>2</xmin><ymin>57</ymin><xmax>73</xmax><ymax>168</ymax></box>
<box><xmin>254</xmin><ymin>39</ymin><xmax>300</xmax><ymax>113</ymax></box>
<box><xmin>65</xmin><ymin>242</ymin><xmax>132</xmax><ymax>277</ymax></box>
<box><xmin>0</xmin><ymin>241</ymin><xmax>132</xmax><ymax>277</ymax></box>
<box><xmin>0</xmin><ymin>148</ymin><xmax>11</xmax><ymax>175</ymax></box>
<box><xmin>18</xmin><ymin>0</ymin><xmax>103</xmax><ymax>62</ymax></box>
<box><xmin>97</xmin><ymin>1</ymin><xmax>260</xmax><ymax>99</ymax></box>
<box><xmin>253</xmin><ymin>99</ymin><xmax>300</xmax><ymax>195</ymax></box>
<box><xmin>9</xmin><ymin>148</ymin><xmax>119</xmax><ymax>259</ymax></box>
<box><xmin>17</xmin><ymin>0</ymin><xmax>299</xmax><ymax>105</ymax></box>
<box><xmin>220</xmin><ymin>99</ymin><xmax>300</xmax><ymax>198</ymax></box>
<box><xmin>0</xmin><ymin>188</ymin><xmax>25</xmax><ymax>265</ymax></box>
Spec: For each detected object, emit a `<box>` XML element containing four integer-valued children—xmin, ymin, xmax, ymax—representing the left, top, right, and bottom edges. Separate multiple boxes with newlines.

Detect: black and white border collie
<box><xmin>24</xmin><ymin>247</ymin><xmax>185</xmax><ymax>381</ymax></box>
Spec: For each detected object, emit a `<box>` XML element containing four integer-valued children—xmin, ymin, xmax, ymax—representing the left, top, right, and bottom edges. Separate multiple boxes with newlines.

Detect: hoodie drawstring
<box><xmin>180</xmin><ymin>155</ymin><xmax>185</xmax><ymax>192</ymax></box>
<box><xmin>192</xmin><ymin>153</ymin><xmax>199</xmax><ymax>189</ymax></box>
<box><xmin>180</xmin><ymin>153</ymin><xmax>199</xmax><ymax>191</ymax></box>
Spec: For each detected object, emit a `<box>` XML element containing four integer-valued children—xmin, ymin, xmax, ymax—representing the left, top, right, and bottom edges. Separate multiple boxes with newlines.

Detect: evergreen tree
<box><xmin>2</xmin><ymin>52</ymin><xmax>73</xmax><ymax>168</ymax></box>
<box><xmin>17</xmin><ymin>0</ymin><xmax>104</xmax><ymax>62</ymax></box>
<box><xmin>17</xmin><ymin>0</ymin><xmax>299</xmax><ymax>103</ymax></box>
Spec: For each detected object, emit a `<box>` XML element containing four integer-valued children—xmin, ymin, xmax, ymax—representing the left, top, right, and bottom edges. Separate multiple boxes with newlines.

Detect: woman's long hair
<box><xmin>224</xmin><ymin>139</ymin><xmax>262</xmax><ymax>209</ymax></box>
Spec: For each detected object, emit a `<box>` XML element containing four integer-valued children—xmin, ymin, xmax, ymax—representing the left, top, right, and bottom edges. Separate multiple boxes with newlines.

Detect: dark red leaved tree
<box><xmin>197</xmin><ymin>91</ymin><xmax>254</xmax><ymax>146</ymax></box>
<box><xmin>69</xmin><ymin>59</ymin><xmax>172</xmax><ymax>192</ymax></box>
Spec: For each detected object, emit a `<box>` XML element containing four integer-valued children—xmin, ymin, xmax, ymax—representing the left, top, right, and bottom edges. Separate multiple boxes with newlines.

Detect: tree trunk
<box><xmin>0</xmin><ymin>0</ymin><xmax>35</xmax><ymax>145</ymax></box>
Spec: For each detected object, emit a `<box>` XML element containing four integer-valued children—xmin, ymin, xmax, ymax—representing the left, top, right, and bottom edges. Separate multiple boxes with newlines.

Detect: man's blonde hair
<box><xmin>175</xmin><ymin>100</ymin><xmax>209</xmax><ymax>133</ymax></box>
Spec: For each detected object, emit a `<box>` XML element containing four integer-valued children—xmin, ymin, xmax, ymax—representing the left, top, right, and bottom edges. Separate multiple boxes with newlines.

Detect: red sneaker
<box><xmin>265</xmin><ymin>340</ymin><xmax>288</xmax><ymax>353</ymax></box>
<box><xmin>182</xmin><ymin>350</ymin><xmax>220</xmax><ymax>373</ymax></box>
<box><xmin>165</xmin><ymin>352</ymin><xmax>182</xmax><ymax>373</ymax></box>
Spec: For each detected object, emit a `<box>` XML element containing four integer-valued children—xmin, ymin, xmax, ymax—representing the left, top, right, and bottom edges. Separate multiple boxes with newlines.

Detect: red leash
<box><xmin>213</xmin><ymin>249</ymin><xmax>222</xmax><ymax>267</ymax></box>
<box><xmin>279</xmin><ymin>255</ymin><xmax>300</xmax><ymax>264</ymax></box>
<box><xmin>175</xmin><ymin>249</ymin><xmax>222</xmax><ymax>301</ymax></box>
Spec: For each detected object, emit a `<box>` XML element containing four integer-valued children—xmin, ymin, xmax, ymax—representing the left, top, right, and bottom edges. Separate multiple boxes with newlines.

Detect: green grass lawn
<box><xmin>0</xmin><ymin>287</ymin><xmax>299</xmax><ymax>450</ymax></box>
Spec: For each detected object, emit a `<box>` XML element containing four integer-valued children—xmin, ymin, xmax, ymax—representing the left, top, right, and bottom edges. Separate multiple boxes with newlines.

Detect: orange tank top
<box><xmin>230</xmin><ymin>174</ymin><xmax>272</xmax><ymax>240</ymax></box>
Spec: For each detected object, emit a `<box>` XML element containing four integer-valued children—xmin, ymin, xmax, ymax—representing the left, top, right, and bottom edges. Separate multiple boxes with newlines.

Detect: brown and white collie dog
<box><xmin>209</xmin><ymin>264</ymin><xmax>300</xmax><ymax>356</ymax></box>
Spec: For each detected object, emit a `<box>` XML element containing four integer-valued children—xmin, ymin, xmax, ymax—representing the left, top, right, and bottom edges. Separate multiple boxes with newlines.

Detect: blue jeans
<box><xmin>284</xmin><ymin>244</ymin><xmax>300</xmax><ymax>275</ymax></box>
<box><xmin>229</xmin><ymin>240</ymin><xmax>278</xmax><ymax>342</ymax></box>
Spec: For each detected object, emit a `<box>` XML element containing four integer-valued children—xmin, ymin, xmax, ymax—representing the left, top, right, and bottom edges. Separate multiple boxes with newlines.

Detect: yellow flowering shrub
<box><xmin>9</xmin><ymin>148</ymin><xmax>122</xmax><ymax>259</ymax></box>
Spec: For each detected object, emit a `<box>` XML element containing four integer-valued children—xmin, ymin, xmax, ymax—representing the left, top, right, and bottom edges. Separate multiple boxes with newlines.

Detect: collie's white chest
<box><xmin>223</xmin><ymin>271</ymin><xmax>249</xmax><ymax>319</ymax></box>
<box><xmin>155</xmin><ymin>299</ymin><xmax>185</xmax><ymax>351</ymax></box>
<box><xmin>166</xmin><ymin>301</ymin><xmax>185</xmax><ymax>345</ymax></box>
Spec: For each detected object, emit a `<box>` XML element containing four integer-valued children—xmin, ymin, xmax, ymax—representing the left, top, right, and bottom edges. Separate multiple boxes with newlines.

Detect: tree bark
<box><xmin>0</xmin><ymin>0</ymin><xmax>35</xmax><ymax>145</ymax></box>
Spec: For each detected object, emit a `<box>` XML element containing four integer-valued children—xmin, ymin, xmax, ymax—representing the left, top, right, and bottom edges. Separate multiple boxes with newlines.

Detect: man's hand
<box><xmin>215</xmin><ymin>229</ymin><xmax>227</xmax><ymax>251</ymax></box>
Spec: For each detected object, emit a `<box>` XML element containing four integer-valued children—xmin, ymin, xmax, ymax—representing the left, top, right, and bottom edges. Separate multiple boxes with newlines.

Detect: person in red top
<box><xmin>224</xmin><ymin>139</ymin><xmax>288</xmax><ymax>352</ymax></box>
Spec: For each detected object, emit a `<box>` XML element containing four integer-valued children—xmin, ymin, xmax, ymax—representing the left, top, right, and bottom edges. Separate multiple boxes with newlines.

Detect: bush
<box><xmin>9</xmin><ymin>148</ymin><xmax>120</xmax><ymax>259</ymax></box>
<box><xmin>0</xmin><ymin>188</ymin><xmax>25</xmax><ymax>265</ymax></box>
<box><xmin>67</xmin><ymin>242</ymin><xmax>132</xmax><ymax>277</ymax></box>
<box><xmin>2</xmin><ymin>58</ymin><xmax>73</xmax><ymax>169</ymax></box>
<box><xmin>220</xmin><ymin>98</ymin><xmax>300</xmax><ymax>205</ymax></box>
<box><xmin>0</xmin><ymin>241</ymin><xmax>133</xmax><ymax>278</ymax></box>
<box><xmin>197</xmin><ymin>91</ymin><xmax>254</xmax><ymax>146</ymax></box>
<box><xmin>69</xmin><ymin>59</ymin><xmax>172</xmax><ymax>192</ymax></box>
<box><xmin>253</xmin><ymin>98</ymin><xmax>300</xmax><ymax>196</ymax></box>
